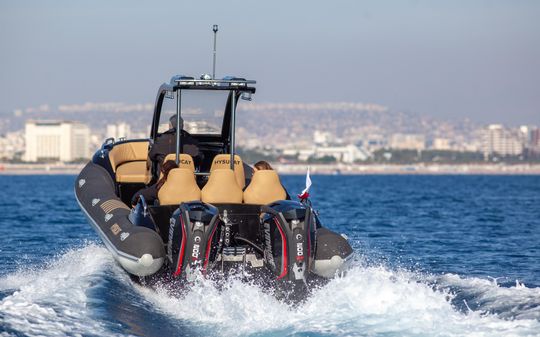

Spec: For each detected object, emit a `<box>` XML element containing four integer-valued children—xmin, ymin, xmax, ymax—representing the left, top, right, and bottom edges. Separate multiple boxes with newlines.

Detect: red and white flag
<box><xmin>298</xmin><ymin>166</ymin><xmax>312</xmax><ymax>200</ymax></box>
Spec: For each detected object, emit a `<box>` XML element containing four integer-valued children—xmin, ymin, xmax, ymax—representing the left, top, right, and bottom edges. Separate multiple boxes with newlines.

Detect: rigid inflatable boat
<box><xmin>75</xmin><ymin>75</ymin><xmax>353</xmax><ymax>299</ymax></box>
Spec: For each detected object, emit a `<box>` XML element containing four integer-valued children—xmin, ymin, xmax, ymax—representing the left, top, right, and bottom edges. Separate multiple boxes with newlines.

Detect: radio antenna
<box><xmin>212</xmin><ymin>25</ymin><xmax>218</xmax><ymax>79</ymax></box>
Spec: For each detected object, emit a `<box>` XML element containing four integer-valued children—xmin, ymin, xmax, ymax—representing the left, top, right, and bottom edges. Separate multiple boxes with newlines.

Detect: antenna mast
<box><xmin>212</xmin><ymin>25</ymin><xmax>218</xmax><ymax>79</ymax></box>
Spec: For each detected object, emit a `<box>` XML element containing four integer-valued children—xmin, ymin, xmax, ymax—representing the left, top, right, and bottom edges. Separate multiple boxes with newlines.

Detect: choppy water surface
<box><xmin>1</xmin><ymin>175</ymin><xmax>539</xmax><ymax>336</ymax></box>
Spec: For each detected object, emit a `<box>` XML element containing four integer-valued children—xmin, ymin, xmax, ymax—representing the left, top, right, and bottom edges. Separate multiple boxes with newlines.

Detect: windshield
<box><xmin>159</xmin><ymin>90</ymin><xmax>229</xmax><ymax>135</ymax></box>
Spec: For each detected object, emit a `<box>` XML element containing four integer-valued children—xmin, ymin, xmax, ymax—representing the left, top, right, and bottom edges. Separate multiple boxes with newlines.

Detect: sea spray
<box><xmin>0</xmin><ymin>244</ymin><xmax>118</xmax><ymax>337</ymax></box>
<box><xmin>134</xmin><ymin>261</ymin><xmax>540</xmax><ymax>337</ymax></box>
<box><xmin>1</xmin><ymin>243</ymin><xmax>540</xmax><ymax>337</ymax></box>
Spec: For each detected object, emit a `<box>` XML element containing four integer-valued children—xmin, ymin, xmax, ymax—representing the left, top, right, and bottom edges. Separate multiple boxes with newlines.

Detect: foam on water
<box><xmin>0</xmin><ymin>244</ymin><xmax>125</xmax><ymax>337</ymax></box>
<box><xmin>137</xmin><ymin>260</ymin><xmax>540</xmax><ymax>337</ymax></box>
<box><xmin>433</xmin><ymin>273</ymin><xmax>540</xmax><ymax>321</ymax></box>
<box><xmin>1</xmin><ymin>245</ymin><xmax>540</xmax><ymax>337</ymax></box>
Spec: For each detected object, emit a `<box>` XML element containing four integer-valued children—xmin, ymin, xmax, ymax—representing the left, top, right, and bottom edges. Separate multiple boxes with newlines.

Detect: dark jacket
<box><xmin>131</xmin><ymin>184</ymin><xmax>158</xmax><ymax>206</ymax></box>
<box><xmin>148</xmin><ymin>129</ymin><xmax>201</xmax><ymax>179</ymax></box>
<box><xmin>149</xmin><ymin>129</ymin><xmax>200</xmax><ymax>164</ymax></box>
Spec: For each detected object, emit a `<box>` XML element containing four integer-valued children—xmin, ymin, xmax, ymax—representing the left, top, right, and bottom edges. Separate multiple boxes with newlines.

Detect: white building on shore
<box><xmin>432</xmin><ymin>138</ymin><xmax>452</xmax><ymax>150</ymax></box>
<box><xmin>314</xmin><ymin>144</ymin><xmax>370</xmax><ymax>163</ymax></box>
<box><xmin>482</xmin><ymin>124</ymin><xmax>523</xmax><ymax>156</ymax></box>
<box><xmin>24</xmin><ymin>120</ymin><xmax>91</xmax><ymax>162</ymax></box>
<box><xmin>282</xmin><ymin>144</ymin><xmax>370</xmax><ymax>163</ymax></box>
<box><xmin>106</xmin><ymin>122</ymin><xmax>132</xmax><ymax>140</ymax></box>
<box><xmin>389</xmin><ymin>133</ymin><xmax>426</xmax><ymax>150</ymax></box>
<box><xmin>0</xmin><ymin>131</ymin><xmax>25</xmax><ymax>160</ymax></box>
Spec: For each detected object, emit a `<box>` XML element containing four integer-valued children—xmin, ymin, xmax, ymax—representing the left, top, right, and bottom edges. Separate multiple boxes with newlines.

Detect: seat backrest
<box><xmin>157</xmin><ymin>168</ymin><xmax>201</xmax><ymax>205</ymax></box>
<box><xmin>201</xmin><ymin>169</ymin><xmax>243</xmax><ymax>204</ymax></box>
<box><xmin>158</xmin><ymin>153</ymin><xmax>196</xmax><ymax>180</ymax></box>
<box><xmin>109</xmin><ymin>141</ymin><xmax>149</xmax><ymax>172</ymax></box>
<box><xmin>162</xmin><ymin>153</ymin><xmax>195</xmax><ymax>172</ymax></box>
<box><xmin>210</xmin><ymin>154</ymin><xmax>245</xmax><ymax>189</ymax></box>
<box><xmin>243</xmin><ymin>170</ymin><xmax>287</xmax><ymax>204</ymax></box>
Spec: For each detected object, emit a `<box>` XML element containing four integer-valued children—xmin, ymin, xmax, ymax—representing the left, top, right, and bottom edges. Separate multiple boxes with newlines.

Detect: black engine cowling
<box><xmin>260</xmin><ymin>200</ymin><xmax>316</xmax><ymax>283</ymax></box>
<box><xmin>168</xmin><ymin>201</ymin><xmax>221</xmax><ymax>280</ymax></box>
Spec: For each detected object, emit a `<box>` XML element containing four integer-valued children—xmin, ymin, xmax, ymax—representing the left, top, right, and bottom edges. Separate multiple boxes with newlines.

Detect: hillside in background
<box><xmin>1</xmin><ymin>101</ymin><xmax>480</xmax><ymax>147</ymax></box>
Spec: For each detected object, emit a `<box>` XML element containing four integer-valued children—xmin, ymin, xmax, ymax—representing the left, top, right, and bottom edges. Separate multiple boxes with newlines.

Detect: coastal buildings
<box><xmin>482</xmin><ymin>124</ymin><xmax>524</xmax><ymax>157</ymax></box>
<box><xmin>106</xmin><ymin>122</ymin><xmax>132</xmax><ymax>140</ymax></box>
<box><xmin>0</xmin><ymin>101</ymin><xmax>538</xmax><ymax>165</ymax></box>
<box><xmin>0</xmin><ymin>131</ymin><xmax>24</xmax><ymax>160</ymax></box>
<box><xmin>389</xmin><ymin>133</ymin><xmax>426</xmax><ymax>151</ymax></box>
<box><xmin>314</xmin><ymin>145</ymin><xmax>371</xmax><ymax>163</ymax></box>
<box><xmin>532</xmin><ymin>128</ymin><xmax>540</xmax><ymax>154</ymax></box>
<box><xmin>24</xmin><ymin>120</ymin><xmax>91</xmax><ymax>162</ymax></box>
<box><xmin>432</xmin><ymin>138</ymin><xmax>452</xmax><ymax>151</ymax></box>
<box><xmin>280</xmin><ymin>131</ymin><xmax>371</xmax><ymax>163</ymax></box>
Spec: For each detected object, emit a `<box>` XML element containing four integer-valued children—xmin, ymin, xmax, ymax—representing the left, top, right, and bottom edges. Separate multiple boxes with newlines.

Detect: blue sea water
<box><xmin>1</xmin><ymin>174</ymin><xmax>539</xmax><ymax>336</ymax></box>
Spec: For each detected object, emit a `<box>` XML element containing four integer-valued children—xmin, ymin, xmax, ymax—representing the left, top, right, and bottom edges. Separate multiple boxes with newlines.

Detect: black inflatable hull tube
<box><xmin>75</xmin><ymin>162</ymin><xmax>166</xmax><ymax>276</ymax></box>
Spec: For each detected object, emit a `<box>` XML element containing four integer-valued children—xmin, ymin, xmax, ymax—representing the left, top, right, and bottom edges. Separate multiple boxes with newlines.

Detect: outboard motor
<box><xmin>168</xmin><ymin>201</ymin><xmax>221</xmax><ymax>280</ymax></box>
<box><xmin>260</xmin><ymin>200</ymin><xmax>316</xmax><ymax>284</ymax></box>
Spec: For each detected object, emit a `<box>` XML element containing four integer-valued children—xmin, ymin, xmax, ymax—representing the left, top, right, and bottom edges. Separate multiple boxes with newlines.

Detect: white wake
<box><xmin>0</xmin><ymin>244</ymin><xmax>126</xmax><ymax>337</ymax></box>
<box><xmin>137</xmin><ymin>261</ymin><xmax>540</xmax><ymax>336</ymax></box>
<box><xmin>1</xmin><ymin>245</ymin><xmax>539</xmax><ymax>337</ymax></box>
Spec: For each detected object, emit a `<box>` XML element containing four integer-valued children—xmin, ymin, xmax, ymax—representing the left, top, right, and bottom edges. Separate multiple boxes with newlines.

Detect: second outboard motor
<box><xmin>261</xmin><ymin>200</ymin><xmax>316</xmax><ymax>283</ymax></box>
<box><xmin>168</xmin><ymin>201</ymin><xmax>220</xmax><ymax>280</ymax></box>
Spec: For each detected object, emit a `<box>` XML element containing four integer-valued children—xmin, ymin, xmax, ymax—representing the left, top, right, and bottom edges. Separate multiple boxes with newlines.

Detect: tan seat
<box><xmin>162</xmin><ymin>153</ymin><xmax>195</xmax><ymax>172</ymax></box>
<box><xmin>159</xmin><ymin>153</ymin><xmax>195</xmax><ymax>180</ymax></box>
<box><xmin>109</xmin><ymin>141</ymin><xmax>150</xmax><ymax>183</ymax></box>
<box><xmin>158</xmin><ymin>168</ymin><xmax>201</xmax><ymax>205</ymax></box>
<box><xmin>210</xmin><ymin>154</ymin><xmax>245</xmax><ymax>189</ymax></box>
<box><xmin>201</xmin><ymin>169</ymin><xmax>243</xmax><ymax>204</ymax></box>
<box><xmin>116</xmin><ymin>161</ymin><xmax>149</xmax><ymax>183</ymax></box>
<box><xmin>243</xmin><ymin>170</ymin><xmax>287</xmax><ymax>204</ymax></box>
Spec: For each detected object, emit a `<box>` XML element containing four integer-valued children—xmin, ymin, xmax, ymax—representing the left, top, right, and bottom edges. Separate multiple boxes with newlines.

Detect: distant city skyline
<box><xmin>1</xmin><ymin>1</ymin><xmax>539</xmax><ymax>125</ymax></box>
<box><xmin>3</xmin><ymin>118</ymin><xmax>537</xmax><ymax>163</ymax></box>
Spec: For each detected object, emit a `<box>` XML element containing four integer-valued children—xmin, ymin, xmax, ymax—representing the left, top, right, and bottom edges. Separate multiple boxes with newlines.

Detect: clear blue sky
<box><xmin>1</xmin><ymin>0</ymin><xmax>539</xmax><ymax>124</ymax></box>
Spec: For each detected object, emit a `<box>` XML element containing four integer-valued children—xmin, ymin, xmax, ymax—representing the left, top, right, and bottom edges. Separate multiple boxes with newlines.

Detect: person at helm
<box><xmin>148</xmin><ymin>114</ymin><xmax>200</xmax><ymax>179</ymax></box>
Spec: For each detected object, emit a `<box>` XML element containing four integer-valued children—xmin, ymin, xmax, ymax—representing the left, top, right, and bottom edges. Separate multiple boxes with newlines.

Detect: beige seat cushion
<box><xmin>201</xmin><ymin>169</ymin><xmax>243</xmax><ymax>204</ymax></box>
<box><xmin>158</xmin><ymin>168</ymin><xmax>201</xmax><ymax>205</ymax></box>
<box><xmin>243</xmin><ymin>170</ymin><xmax>286</xmax><ymax>204</ymax></box>
<box><xmin>116</xmin><ymin>161</ymin><xmax>150</xmax><ymax>183</ymax></box>
<box><xmin>210</xmin><ymin>154</ymin><xmax>245</xmax><ymax>189</ymax></box>
<box><xmin>109</xmin><ymin>141</ymin><xmax>150</xmax><ymax>184</ymax></box>
<box><xmin>109</xmin><ymin>141</ymin><xmax>149</xmax><ymax>172</ymax></box>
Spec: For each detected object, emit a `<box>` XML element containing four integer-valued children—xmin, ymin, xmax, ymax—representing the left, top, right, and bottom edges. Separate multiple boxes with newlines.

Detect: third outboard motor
<box><xmin>168</xmin><ymin>201</ymin><xmax>220</xmax><ymax>280</ymax></box>
<box><xmin>260</xmin><ymin>200</ymin><xmax>316</xmax><ymax>283</ymax></box>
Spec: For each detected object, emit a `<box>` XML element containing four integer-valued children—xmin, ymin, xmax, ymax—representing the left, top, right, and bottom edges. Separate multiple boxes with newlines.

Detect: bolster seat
<box><xmin>201</xmin><ymin>169</ymin><xmax>243</xmax><ymax>204</ymax></box>
<box><xmin>158</xmin><ymin>168</ymin><xmax>201</xmax><ymax>205</ymax></box>
<box><xmin>243</xmin><ymin>170</ymin><xmax>287</xmax><ymax>204</ymax></box>
<box><xmin>116</xmin><ymin>161</ymin><xmax>149</xmax><ymax>183</ymax></box>
<box><xmin>109</xmin><ymin>141</ymin><xmax>150</xmax><ymax>183</ymax></box>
